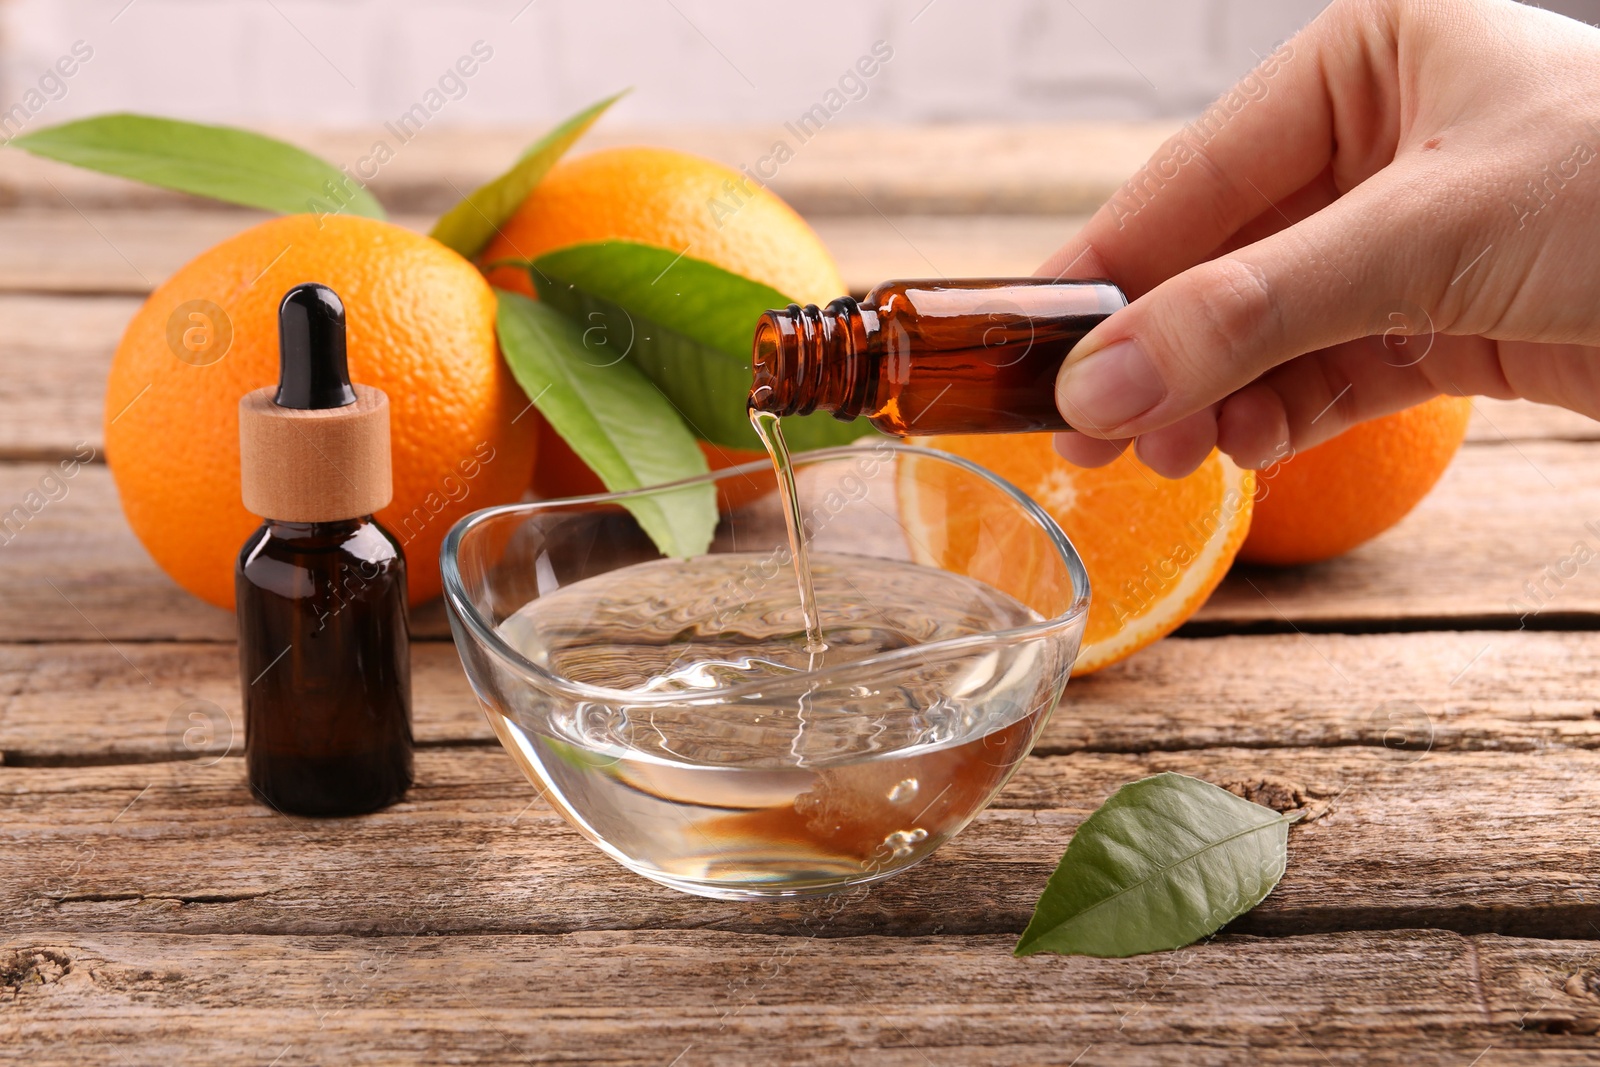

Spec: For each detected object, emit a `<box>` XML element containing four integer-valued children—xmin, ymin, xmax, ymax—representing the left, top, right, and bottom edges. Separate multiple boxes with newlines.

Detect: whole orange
<box><xmin>481</xmin><ymin>146</ymin><xmax>843</xmax><ymax>502</ymax></box>
<box><xmin>105</xmin><ymin>214</ymin><xmax>536</xmax><ymax>610</ymax></box>
<box><xmin>1240</xmin><ymin>396</ymin><xmax>1473</xmax><ymax>565</ymax></box>
<box><xmin>482</xmin><ymin>146</ymin><xmax>845</xmax><ymax>304</ymax></box>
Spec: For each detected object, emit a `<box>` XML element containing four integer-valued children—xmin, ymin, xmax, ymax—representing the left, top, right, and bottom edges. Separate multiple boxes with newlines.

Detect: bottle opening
<box><xmin>747</xmin><ymin>299</ymin><xmax>871</xmax><ymax>421</ymax></box>
<box><xmin>747</xmin><ymin>313</ymin><xmax>792</xmax><ymax>415</ymax></box>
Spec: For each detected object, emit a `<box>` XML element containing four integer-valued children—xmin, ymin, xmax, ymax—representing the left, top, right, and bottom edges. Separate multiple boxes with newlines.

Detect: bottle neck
<box><xmin>262</xmin><ymin>516</ymin><xmax>372</xmax><ymax>546</ymax></box>
<box><xmin>748</xmin><ymin>298</ymin><xmax>877</xmax><ymax>419</ymax></box>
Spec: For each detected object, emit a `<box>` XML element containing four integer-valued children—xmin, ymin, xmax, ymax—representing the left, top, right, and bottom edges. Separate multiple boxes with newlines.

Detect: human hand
<box><xmin>1042</xmin><ymin>0</ymin><xmax>1600</xmax><ymax>477</ymax></box>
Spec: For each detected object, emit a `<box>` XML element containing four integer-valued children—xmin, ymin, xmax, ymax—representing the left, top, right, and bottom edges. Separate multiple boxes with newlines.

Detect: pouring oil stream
<box><xmin>748</xmin><ymin>408</ymin><xmax>827</xmax><ymax>655</ymax></box>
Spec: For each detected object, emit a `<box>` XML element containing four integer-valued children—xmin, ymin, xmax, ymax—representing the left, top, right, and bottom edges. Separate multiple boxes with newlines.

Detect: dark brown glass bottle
<box><xmin>236</xmin><ymin>283</ymin><xmax>413</xmax><ymax>816</ymax></box>
<box><xmin>749</xmin><ymin>278</ymin><xmax>1126</xmax><ymax>435</ymax></box>
<box><xmin>237</xmin><ymin>517</ymin><xmax>413</xmax><ymax>815</ymax></box>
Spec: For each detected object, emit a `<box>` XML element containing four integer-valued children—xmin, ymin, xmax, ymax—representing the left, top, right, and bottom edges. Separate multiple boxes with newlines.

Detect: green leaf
<box><xmin>494</xmin><ymin>289</ymin><xmax>715</xmax><ymax>558</ymax></box>
<box><xmin>535</xmin><ymin>238</ymin><xmax>789</xmax><ymax>357</ymax></box>
<box><xmin>10</xmin><ymin>113</ymin><xmax>385</xmax><ymax>219</ymax></box>
<box><xmin>430</xmin><ymin>92</ymin><xmax>625</xmax><ymax>259</ymax></box>
<box><xmin>527</xmin><ymin>240</ymin><xmax>870</xmax><ymax>452</ymax></box>
<box><xmin>1015</xmin><ymin>773</ymin><xmax>1294</xmax><ymax>958</ymax></box>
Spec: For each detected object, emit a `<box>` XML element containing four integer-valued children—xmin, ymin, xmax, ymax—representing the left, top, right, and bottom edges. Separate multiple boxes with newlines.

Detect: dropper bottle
<box><xmin>235</xmin><ymin>282</ymin><xmax>413</xmax><ymax>816</ymax></box>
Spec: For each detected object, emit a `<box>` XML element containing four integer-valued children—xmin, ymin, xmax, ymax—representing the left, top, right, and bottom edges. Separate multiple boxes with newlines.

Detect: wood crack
<box><xmin>2</xmin><ymin>736</ymin><xmax>499</xmax><ymax>769</ymax></box>
<box><xmin>10</xmin><ymin>912</ymin><xmax>1600</xmax><ymax>942</ymax></box>
<box><xmin>44</xmin><ymin>890</ymin><xmax>281</xmax><ymax>906</ymax></box>
<box><xmin>6</xmin><ymin>733</ymin><xmax>1581</xmax><ymax>771</ymax></box>
<box><xmin>1178</xmin><ymin>612</ymin><xmax>1600</xmax><ymax>638</ymax></box>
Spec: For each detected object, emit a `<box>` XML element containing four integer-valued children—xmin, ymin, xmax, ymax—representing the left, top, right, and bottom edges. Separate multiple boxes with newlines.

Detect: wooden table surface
<box><xmin>4</xmin><ymin>126</ymin><xmax>1600</xmax><ymax>1065</ymax></box>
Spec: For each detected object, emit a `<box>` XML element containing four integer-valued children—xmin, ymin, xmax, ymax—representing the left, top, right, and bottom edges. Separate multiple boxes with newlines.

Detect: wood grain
<box><xmin>0</xmin><ymin>461</ymin><xmax>450</xmax><ymax>642</ymax></box>
<box><xmin>1196</xmin><ymin>438</ymin><xmax>1600</xmax><ymax>628</ymax></box>
<box><xmin>1060</xmin><ymin>628</ymin><xmax>1600</xmax><ymax>754</ymax></box>
<box><xmin>0</xmin><ymin>210</ymin><xmax>267</xmax><ymax>295</ymax></box>
<box><xmin>0</xmin><ymin>295</ymin><xmax>136</xmax><ymax>460</ymax></box>
<box><xmin>3</xmin><ymin>929</ymin><xmax>1598</xmax><ymax>1065</ymax></box>
<box><xmin>3</xmin><ymin>744</ymin><xmax>1597</xmax><ymax>939</ymax></box>
<box><xmin>0</xmin><ymin>641</ymin><xmax>489</xmax><ymax>764</ymax></box>
<box><xmin>5</xmin><ymin>630</ymin><xmax>1600</xmax><ymax>766</ymax></box>
<box><xmin>0</xmin><ymin>460</ymin><xmax>238</xmax><ymax>643</ymax></box>
<box><xmin>1469</xmin><ymin>398</ymin><xmax>1600</xmax><ymax>443</ymax></box>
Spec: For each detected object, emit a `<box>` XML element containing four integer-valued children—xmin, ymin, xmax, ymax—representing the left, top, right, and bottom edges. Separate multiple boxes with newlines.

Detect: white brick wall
<box><xmin>0</xmin><ymin>0</ymin><xmax>1596</xmax><ymax>129</ymax></box>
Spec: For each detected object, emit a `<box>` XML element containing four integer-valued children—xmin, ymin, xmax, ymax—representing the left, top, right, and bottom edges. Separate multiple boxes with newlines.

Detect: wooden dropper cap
<box><xmin>239</xmin><ymin>283</ymin><xmax>393</xmax><ymax>522</ymax></box>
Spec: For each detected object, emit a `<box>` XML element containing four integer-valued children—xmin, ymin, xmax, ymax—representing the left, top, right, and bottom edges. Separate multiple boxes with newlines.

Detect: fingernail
<box><xmin>1056</xmin><ymin>339</ymin><xmax>1165</xmax><ymax>431</ymax></box>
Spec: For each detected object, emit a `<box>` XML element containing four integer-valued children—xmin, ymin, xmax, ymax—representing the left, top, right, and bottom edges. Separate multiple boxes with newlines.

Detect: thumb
<box><xmin>1054</xmin><ymin>182</ymin><xmax>1432</xmax><ymax>440</ymax></box>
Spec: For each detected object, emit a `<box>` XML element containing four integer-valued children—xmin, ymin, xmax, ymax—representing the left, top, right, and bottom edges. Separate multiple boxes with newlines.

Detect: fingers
<box><xmin>1243</xmin><ymin>336</ymin><xmax>1600</xmax><ymax>449</ymax></box>
<box><xmin>1053</xmin><ymin>411</ymin><xmax>1216</xmax><ymax>479</ymax></box>
<box><xmin>1055</xmin><ymin>342</ymin><xmax>1426</xmax><ymax>475</ymax></box>
<box><xmin>1207</xmin><ymin>164</ymin><xmax>1343</xmax><ymax>260</ymax></box>
<box><xmin>1052</xmin><ymin>432</ymin><xmax>1128</xmax><ymax>468</ymax></box>
<box><xmin>1208</xmin><ymin>334</ymin><xmax>1465</xmax><ymax>466</ymax></box>
<box><xmin>1055</xmin><ymin>172</ymin><xmax>1431</xmax><ymax>440</ymax></box>
<box><xmin>1215</xmin><ymin>384</ymin><xmax>1293</xmax><ymax>470</ymax></box>
<box><xmin>1487</xmin><ymin>340</ymin><xmax>1600</xmax><ymax>421</ymax></box>
<box><xmin>1055</xmin><ymin>338</ymin><xmax>1445</xmax><ymax>475</ymax></box>
<box><xmin>1053</xmin><ymin>331</ymin><xmax>1469</xmax><ymax>477</ymax></box>
<box><xmin>1242</xmin><ymin>334</ymin><xmax>1449</xmax><ymax>453</ymax></box>
<box><xmin>1037</xmin><ymin>3</ymin><xmax>1391</xmax><ymax>297</ymax></box>
<box><xmin>1133</xmin><ymin>407</ymin><xmax>1221</xmax><ymax>478</ymax></box>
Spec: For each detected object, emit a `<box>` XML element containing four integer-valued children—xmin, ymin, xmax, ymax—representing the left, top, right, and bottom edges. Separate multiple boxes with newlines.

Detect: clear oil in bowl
<box><xmin>489</xmin><ymin>552</ymin><xmax>1060</xmax><ymax>897</ymax></box>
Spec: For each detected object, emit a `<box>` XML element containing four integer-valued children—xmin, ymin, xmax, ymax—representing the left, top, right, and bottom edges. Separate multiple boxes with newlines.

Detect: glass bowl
<box><xmin>441</xmin><ymin>443</ymin><xmax>1090</xmax><ymax>900</ymax></box>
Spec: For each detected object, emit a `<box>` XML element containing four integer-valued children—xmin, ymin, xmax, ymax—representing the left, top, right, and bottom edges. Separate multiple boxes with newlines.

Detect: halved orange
<box><xmin>902</xmin><ymin>436</ymin><xmax>1254</xmax><ymax>675</ymax></box>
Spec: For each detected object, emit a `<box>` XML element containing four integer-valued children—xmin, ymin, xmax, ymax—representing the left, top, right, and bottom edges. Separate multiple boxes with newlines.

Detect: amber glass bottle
<box><xmin>236</xmin><ymin>283</ymin><xmax>413</xmax><ymax>816</ymax></box>
<box><xmin>236</xmin><ymin>517</ymin><xmax>412</xmax><ymax>815</ymax></box>
<box><xmin>748</xmin><ymin>278</ymin><xmax>1126</xmax><ymax>435</ymax></box>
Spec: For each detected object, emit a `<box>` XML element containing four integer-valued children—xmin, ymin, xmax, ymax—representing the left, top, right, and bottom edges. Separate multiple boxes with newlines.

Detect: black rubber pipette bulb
<box><xmin>275</xmin><ymin>282</ymin><xmax>357</xmax><ymax>410</ymax></box>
